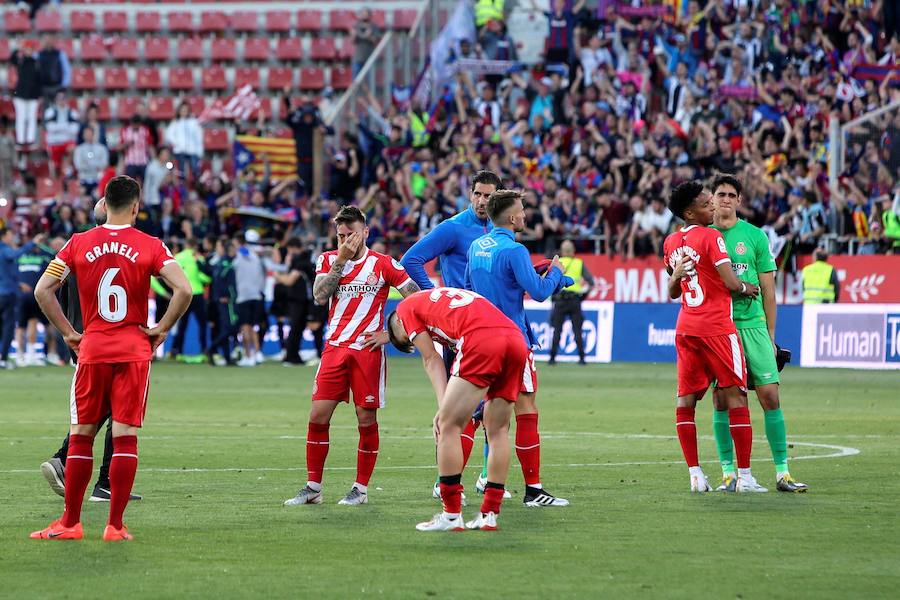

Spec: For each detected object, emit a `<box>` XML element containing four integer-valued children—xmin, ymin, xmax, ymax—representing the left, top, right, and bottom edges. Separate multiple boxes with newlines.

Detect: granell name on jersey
<box><xmin>667</xmin><ymin>245</ymin><xmax>701</xmax><ymax>270</ymax></box>
<box><xmin>85</xmin><ymin>242</ymin><xmax>140</xmax><ymax>264</ymax></box>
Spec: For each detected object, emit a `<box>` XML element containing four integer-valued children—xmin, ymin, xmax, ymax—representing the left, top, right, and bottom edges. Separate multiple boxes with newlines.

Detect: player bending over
<box><xmin>284</xmin><ymin>206</ymin><xmax>419</xmax><ymax>508</ymax></box>
<box><xmin>388</xmin><ymin>288</ymin><xmax>527</xmax><ymax>531</ymax></box>
<box><xmin>663</xmin><ymin>180</ymin><xmax>764</xmax><ymax>493</ymax></box>
<box><xmin>30</xmin><ymin>176</ymin><xmax>192</xmax><ymax>541</ymax></box>
<box><xmin>710</xmin><ymin>173</ymin><xmax>808</xmax><ymax>493</ymax></box>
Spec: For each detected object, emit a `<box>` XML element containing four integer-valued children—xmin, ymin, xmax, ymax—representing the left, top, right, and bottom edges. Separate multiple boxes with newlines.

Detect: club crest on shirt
<box><xmin>735</xmin><ymin>242</ymin><xmax>747</xmax><ymax>255</ymax></box>
<box><xmin>366</xmin><ymin>273</ymin><xmax>378</xmax><ymax>285</ymax></box>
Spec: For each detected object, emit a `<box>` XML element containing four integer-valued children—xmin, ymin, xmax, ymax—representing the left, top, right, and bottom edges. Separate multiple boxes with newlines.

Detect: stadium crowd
<box><xmin>2</xmin><ymin>0</ymin><xmax>900</xmax><ymax>367</ymax></box>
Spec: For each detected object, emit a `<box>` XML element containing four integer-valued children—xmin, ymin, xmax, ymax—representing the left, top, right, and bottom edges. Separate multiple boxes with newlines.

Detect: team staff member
<box><xmin>548</xmin><ymin>239</ymin><xmax>594</xmax><ymax>365</ymax></box>
<box><xmin>388</xmin><ymin>288</ymin><xmax>526</xmax><ymax>532</ymax></box>
<box><xmin>1</xmin><ymin>228</ymin><xmax>39</xmax><ymax>368</ymax></box>
<box><xmin>801</xmin><ymin>248</ymin><xmax>839</xmax><ymax>304</ymax></box>
<box><xmin>467</xmin><ymin>189</ymin><xmax>573</xmax><ymax>507</ymax></box>
<box><xmin>273</xmin><ymin>238</ymin><xmax>310</xmax><ymax>366</ymax></box>
<box><xmin>205</xmin><ymin>237</ymin><xmax>237</xmax><ymax>366</ymax></box>
<box><xmin>170</xmin><ymin>239</ymin><xmax>211</xmax><ymax>359</ymax></box>
<box><xmin>15</xmin><ymin>239</ymin><xmax>55</xmax><ymax>366</ymax></box>
<box><xmin>711</xmin><ymin>174</ymin><xmax>808</xmax><ymax>493</ymax></box>
<box><xmin>401</xmin><ymin>170</ymin><xmax>502</xmax><ymax>498</ymax></box>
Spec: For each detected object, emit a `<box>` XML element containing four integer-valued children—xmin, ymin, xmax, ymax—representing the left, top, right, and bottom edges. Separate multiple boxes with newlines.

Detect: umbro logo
<box><xmin>476</xmin><ymin>237</ymin><xmax>498</xmax><ymax>250</ymax></box>
<box><xmin>365</xmin><ymin>395</ymin><xmax>375</xmax><ymax>403</ymax></box>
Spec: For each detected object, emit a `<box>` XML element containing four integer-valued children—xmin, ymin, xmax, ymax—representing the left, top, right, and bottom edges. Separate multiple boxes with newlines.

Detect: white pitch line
<box><xmin>0</xmin><ymin>440</ymin><xmax>860</xmax><ymax>475</ymax></box>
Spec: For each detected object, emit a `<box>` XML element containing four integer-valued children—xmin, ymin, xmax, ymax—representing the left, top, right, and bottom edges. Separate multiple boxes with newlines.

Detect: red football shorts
<box><xmin>70</xmin><ymin>361</ymin><xmax>152</xmax><ymax>427</ymax></box>
<box><xmin>675</xmin><ymin>333</ymin><xmax>747</xmax><ymax>397</ymax></box>
<box><xmin>451</xmin><ymin>327</ymin><xmax>530</xmax><ymax>402</ymax></box>
<box><xmin>48</xmin><ymin>141</ymin><xmax>75</xmax><ymax>169</ymax></box>
<box><xmin>312</xmin><ymin>345</ymin><xmax>386</xmax><ymax>409</ymax></box>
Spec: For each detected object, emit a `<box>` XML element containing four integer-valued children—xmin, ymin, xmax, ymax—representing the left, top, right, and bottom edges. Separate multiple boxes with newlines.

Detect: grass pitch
<box><xmin>1</xmin><ymin>361</ymin><xmax>898</xmax><ymax>599</ymax></box>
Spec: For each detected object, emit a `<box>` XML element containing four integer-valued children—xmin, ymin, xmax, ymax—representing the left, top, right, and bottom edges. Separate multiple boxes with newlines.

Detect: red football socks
<box><xmin>729</xmin><ymin>406</ymin><xmax>753</xmax><ymax>469</ymax></box>
<box><xmin>306</xmin><ymin>422</ymin><xmax>330</xmax><ymax>484</ymax></box>
<box><xmin>439</xmin><ymin>475</ymin><xmax>464</xmax><ymax>515</ymax></box>
<box><xmin>356</xmin><ymin>422</ymin><xmax>379</xmax><ymax>486</ymax></box>
<box><xmin>675</xmin><ymin>407</ymin><xmax>699</xmax><ymax>467</ymax></box>
<box><xmin>108</xmin><ymin>435</ymin><xmax>138</xmax><ymax>529</ymax></box>
<box><xmin>460</xmin><ymin>418</ymin><xmax>478</xmax><ymax>468</ymax></box>
<box><xmin>61</xmin><ymin>434</ymin><xmax>94</xmax><ymax>527</ymax></box>
<box><xmin>481</xmin><ymin>483</ymin><xmax>505</xmax><ymax>515</ymax></box>
<box><xmin>515</xmin><ymin>413</ymin><xmax>541</xmax><ymax>486</ymax></box>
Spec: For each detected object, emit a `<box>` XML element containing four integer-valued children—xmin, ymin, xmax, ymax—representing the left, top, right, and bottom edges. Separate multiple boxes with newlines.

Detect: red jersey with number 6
<box><xmin>663</xmin><ymin>225</ymin><xmax>735</xmax><ymax>337</ymax></box>
<box><xmin>49</xmin><ymin>224</ymin><xmax>175</xmax><ymax>364</ymax></box>
<box><xmin>395</xmin><ymin>287</ymin><xmax>522</xmax><ymax>350</ymax></box>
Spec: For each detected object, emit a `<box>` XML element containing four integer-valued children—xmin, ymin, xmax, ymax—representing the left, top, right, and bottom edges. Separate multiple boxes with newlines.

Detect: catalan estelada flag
<box><xmin>234</xmin><ymin>135</ymin><xmax>297</xmax><ymax>180</ymax></box>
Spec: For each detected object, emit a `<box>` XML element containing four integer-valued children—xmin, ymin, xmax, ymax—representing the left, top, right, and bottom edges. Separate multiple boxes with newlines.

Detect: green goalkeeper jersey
<box><xmin>711</xmin><ymin>219</ymin><xmax>776</xmax><ymax>329</ymax></box>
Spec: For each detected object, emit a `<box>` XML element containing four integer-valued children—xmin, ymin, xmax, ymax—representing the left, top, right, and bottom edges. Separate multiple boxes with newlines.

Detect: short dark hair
<box><xmin>710</xmin><ymin>173</ymin><xmax>743</xmax><ymax>197</ymax></box>
<box><xmin>487</xmin><ymin>189</ymin><xmax>523</xmax><ymax>222</ymax></box>
<box><xmin>333</xmin><ymin>205</ymin><xmax>366</xmax><ymax>227</ymax></box>
<box><xmin>0</xmin><ymin>227</ymin><xmax>9</xmax><ymax>239</ymax></box>
<box><xmin>471</xmin><ymin>170</ymin><xmax>502</xmax><ymax>192</ymax></box>
<box><xmin>286</xmin><ymin>237</ymin><xmax>303</xmax><ymax>249</ymax></box>
<box><xmin>104</xmin><ymin>176</ymin><xmax>141</xmax><ymax>211</ymax></box>
<box><xmin>668</xmin><ymin>180</ymin><xmax>704</xmax><ymax>219</ymax></box>
<box><xmin>387</xmin><ymin>312</ymin><xmax>413</xmax><ymax>353</ymax></box>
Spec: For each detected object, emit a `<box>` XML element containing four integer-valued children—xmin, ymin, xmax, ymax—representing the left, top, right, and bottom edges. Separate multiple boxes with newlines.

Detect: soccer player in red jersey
<box><xmin>283</xmin><ymin>206</ymin><xmax>420</xmax><ymax>508</ymax></box>
<box><xmin>387</xmin><ymin>287</ymin><xmax>526</xmax><ymax>531</ymax></box>
<box><xmin>30</xmin><ymin>176</ymin><xmax>192</xmax><ymax>541</ymax></box>
<box><xmin>662</xmin><ymin>180</ymin><xmax>763</xmax><ymax>493</ymax></box>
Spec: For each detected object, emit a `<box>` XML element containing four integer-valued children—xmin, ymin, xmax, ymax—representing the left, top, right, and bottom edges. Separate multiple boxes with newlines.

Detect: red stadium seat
<box><xmin>211</xmin><ymin>38</ymin><xmax>237</xmax><ymax>62</ymax></box>
<box><xmin>200</xmin><ymin>11</ymin><xmax>228</xmax><ymax>34</ymax></box>
<box><xmin>185</xmin><ymin>96</ymin><xmax>207</xmax><ymax>117</ymax></box>
<box><xmin>310</xmin><ymin>38</ymin><xmax>337</xmax><ymax>61</ymax></box>
<box><xmin>229</xmin><ymin>11</ymin><xmax>258</xmax><ymax>33</ymax></box>
<box><xmin>393</xmin><ymin>9</ymin><xmax>418</xmax><ymax>30</ymax></box>
<box><xmin>103</xmin><ymin>67</ymin><xmax>130</xmax><ymax>91</ymax></box>
<box><xmin>276</xmin><ymin>38</ymin><xmax>303</xmax><ymax>62</ymax></box>
<box><xmin>79</xmin><ymin>37</ymin><xmax>109</xmax><ymax>61</ymax></box>
<box><xmin>168</xmin><ymin>12</ymin><xmax>195</xmax><ymax>34</ymax></box>
<box><xmin>331</xmin><ymin>66</ymin><xmax>353</xmax><ymax>90</ymax></box>
<box><xmin>70</xmin><ymin>68</ymin><xmax>97</xmax><ymax>91</ymax></box>
<box><xmin>136</xmin><ymin>67</ymin><xmax>162</xmax><ymax>90</ymax></box>
<box><xmin>300</xmin><ymin>68</ymin><xmax>325</xmax><ymax>91</ymax></box>
<box><xmin>117</xmin><ymin>96</ymin><xmax>141</xmax><ymax>121</ymax></box>
<box><xmin>35</xmin><ymin>9</ymin><xmax>63</xmax><ymax>33</ymax></box>
<box><xmin>144</xmin><ymin>37</ymin><xmax>171</xmax><ymax>62</ymax></box>
<box><xmin>296</xmin><ymin>10</ymin><xmax>322</xmax><ymax>32</ymax></box>
<box><xmin>83</xmin><ymin>97</ymin><xmax>111</xmax><ymax>121</ymax></box>
<box><xmin>329</xmin><ymin>10</ymin><xmax>356</xmax><ymax>32</ymax></box>
<box><xmin>371</xmin><ymin>10</ymin><xmax>387</xmax><ymax>29</ymax></box>
<box><xmin>267</xmin><ymin>67</ymin><xmax>294</xmax><ymax>91</ymax></box>
<box><xmin>70</xmin><ymin>10</ymin><xmax>97</xmax><ymax>33</ymax></box>
<box><xmin>4</xmin><ymin>11</ymin><xmax>31</xmax><ymax>34</ymax></box>
<box><xmin>36</xmin><ymin>177</ymin><xmax>62</xmax><ymax>200</ymax></box>
<box><xmin>0</xmin><ymin>39</ymin><xmax>9</xmax><ymax>62</ymax></box>
<box><xmin>265</xmin><ymin>11</ymin><xmax>291</xmax><ymax>33</ymax></box>
<box><xmin>6</xmin><ymin>66</ymin><xmax>17</xmax><ymax>92</ymax></box>
<box><xmin>249</xmin><ymin>97</ymin><xmax>271</xmax><ymax>120</ymax></box>
<box><xmin>168</xmin><ymin>67</ymin><xmax>196</xmax><ymax>91</ymax></box>
<box><xmin>148</xmin><ymin>96</ymin><xmax>175</xmax><ymax>121</ymax></box>
<box><xmin>136</xmin><ymin>12</ymin><xmax>162</xmax><ymax>34</ymax></box>
<box><xmin>112</xmin><ymin>37</ymin><xmax>140</xmax><ymax>62</ymax></box>
<box><xmin>102</xmin><ymin>11</ymin><xmax>128</xmax><ymax>34</ymax></box>
<box><xmin>204</xmin><ymin>128</ymin><xmax>230</xmax><ymax>152</ymax></box>
<box><xmin>177</xmin><ymin>38</ymin><xmax>204</xmax><ymax>62</ymax></box>
<box><xmin>243</xmin><ymin>38</ymin><xmax>271</xmax><ymax>62</ymax></box>
<box><xmin>234</xmin><ymin>67</ymin><xmax>261</xmax><ymax>90</ymax></box>
<box><xmin>201</xmin><ymin>66</ymin><xmax>227</xmax><ymax>91</ymax></box>
<box><xmin>55</xmin><ymin>38</ymin><xmax>74</xmax><ymax>59</ymax></box>
<box><xmin>337</xmin><ymin>40</ymin><xmax>354</xmax><ymax>60</ymax></box>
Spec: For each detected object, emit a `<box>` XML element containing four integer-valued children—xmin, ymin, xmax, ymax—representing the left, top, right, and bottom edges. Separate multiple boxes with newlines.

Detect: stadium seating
<box><xmin>0</xmin><ymin>40</ymin><xmax>10</xmax><ymax>62</ymax></box>
<box><xmin>265</xmin><ymin>11</ymin><xmax>292</xmax><ymax>34</ymax></box>
<box><xmin>211</xmin><ymin>38</ymin><xmax>238</xmax><ymax>62</ymax></box>
<box><xmin>204</xmin><ymin>128</ymin><xmax>230</xmax><ymax>152</ymax></box>
<box><xmin>229</xmin><ymin>11</ymin><xmax>259</xmax><ymax>33</ymax></box>
<box><xmin>393</xmin><ymin>9</ymin><xmax>419</xmax><ymax>30</ymax></box>
<box><xmin>299</xmin><ymin>67</ymin><xmax>325</xmax><ymax>91</ymax></box>
<box><xmin>177</xmin><ymin>38</ymin><xmax>204</xmax><ymax>63</ymax></box>
<box><xmin>200</xmin><ymin>11</ymin><xmax>228</xmax><ymax>34</ymax></box>
<box><xmin>70</xmin><ymin>67</ymin><xmax>98</xmax><ymax>92</ymax></box>
<box><xmin>329</xmin><ymin>10</ymin><xmax>356</xmax><ymax>33</ymax></box>
<box><xmin>296</xmin><ymin>11</ymin><xmax>322</xmax><ymax>32</ymax></box>
<box><xmin>201</xmin><ymin>66</ymin><xmax>228</xmax><ymax>92</ymax></box>
<box><xmin>148</xmin><ymin>96</ymin><xmax>175</xmax><ymax>121</ymax></box>
<box><xmin>267</xmin><ymin>68</ymin><xmax>294</xmax><ymax>91</ymax></box>
<box><xmin>117</xmin><ymin>96</ymin><xmax>141</xmax><ymax>121</ymax></box>
<box><xmin>234</xmin><ymin>67</ymin><xmax>261</xmax><ymax>90</ymax></box>
<box><xmin>136</xmin><ymin>67</ymin><xmax>163</xmax><ymax>91</ymax></box>
<box><xmin>112</xmin><ymin>37</ymin><xmax>140</xmax><ymax>62</ymax></box>
<box><xmin>185</xmin><ymin>96</ymin><xmax>207</xmax><ymax>117</ymax></box>
<box><xmin>79</xmin><ymin>36</ymin><xmax>109</xmax><ymax>62</ymax></box>
<box><xmin>136</xmin><ymin>12</ymin><xmax>162</xmax><ymax>34</ymax></box>
<box><xmin>169</xmin><ymin>67</ymin><xmax>196</xmax><ymax>91</ymax></box>
<box><xmin>276</xmin><ymin>38</ymin><xmax>304</xmax><ymax>62</ymax></box>
<box><xmin>331</xmin><ymin>67</ymin><xmax>353</xmax><ymax>90</ymax></box>
<box><xmin>4</xmin><ymin>11</ymin><xmax>31</xmax><ymax>34</ymax></box>
<box><xmin>168</xmin><ymin>12</ymin><xmax>196</xmax><ymax>34</ymax></box>
<box><xmin>102</xmin><ymin>11</ymin><xmax>129</xmax><ymax>34</ymax></box>
<box><xmin>243</xmin><ymin>38</ymin><xmax>271</xmax><ymax>62</ymax></box>
<box><xmin>144</xmin><ymin>37</ymin><xmax>171</xmax><ymax>62</ymax></box>
<box><xmin>36</xmin><ymin>10</ymin><xmax>63</xmax><ymax>33</ymax></box>
<box><xmin>103</xmin><ymin>67</ymin><xmax>130</xmax><ymax>91</ymax></box>
<box><xmin>70</xmin><ymin>10</ymin><xmax>97</xmax><ymax>33</ymax></box>
<box><xmin>310</xmin><ymin>38</ymin><xmax>337</xmax><ymax>61</ymax></box>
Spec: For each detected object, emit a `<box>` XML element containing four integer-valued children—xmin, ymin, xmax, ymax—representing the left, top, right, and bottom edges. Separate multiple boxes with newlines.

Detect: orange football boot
<box><xmin>30</xmin><ymin>519</ymin><xmax>83</xmax><ymax>540</ymax></box>
<box><xmin>102</xmin><ymin>524</ymin><xmax>133</xmax><ymax>542</ymax></box>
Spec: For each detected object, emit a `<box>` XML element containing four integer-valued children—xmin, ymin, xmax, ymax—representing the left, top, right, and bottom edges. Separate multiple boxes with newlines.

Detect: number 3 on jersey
<box><xmin>429</xmin><ymin>288</ymin><xmax>477</xmax><ymax>308</ymax></box>
<box><xmin>98</xmin><ymin>267</ymin><xmax>127</xmax><ymax>322</ymax></box>
<box><xmin>684</xmin><ymin>274</ymin><xmax>705</xmax><ymax>307</ymax></box>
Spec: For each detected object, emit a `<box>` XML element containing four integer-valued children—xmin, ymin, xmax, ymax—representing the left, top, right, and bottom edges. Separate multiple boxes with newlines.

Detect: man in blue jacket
<box><xmin>0</xmin><ymin>228</ymin><xmax>40</xmax><ymax>368</ymax></box>
<box><xmin>467</xmin><ymin>189</ymin><xmax>572</xmax><ymax>507</ymax></box>
<box><xmin>401</xmin><ymin>170</ymin><xmax>501</xmax><ymax>502</ymax></box>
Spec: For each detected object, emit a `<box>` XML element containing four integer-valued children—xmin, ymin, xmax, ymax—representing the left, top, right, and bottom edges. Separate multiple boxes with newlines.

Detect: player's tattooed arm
<box><xmin>312</xmin><ymin>261</ymin><xmax>345</xmax><ymax>305</ymax></box>
<box><xmin>397</xmin><ymin>280</ymin><xmax>421</xmax><ymax>298</ymax></box>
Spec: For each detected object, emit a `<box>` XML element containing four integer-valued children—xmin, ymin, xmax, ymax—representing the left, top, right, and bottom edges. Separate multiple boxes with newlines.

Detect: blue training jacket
<box><xmin>400</xmin><ymin>206</ymin><xmax>491</xmax><ymax>290</ymax></box>
<box><xmin>0</xmin><ymin>241</ymin><xmax>36</xmax><ymax>296</ymax></box>
<box><xmin>466</xmin><ymin>228</ymin><xmax>563</xmax><ymax>348</ymax></box>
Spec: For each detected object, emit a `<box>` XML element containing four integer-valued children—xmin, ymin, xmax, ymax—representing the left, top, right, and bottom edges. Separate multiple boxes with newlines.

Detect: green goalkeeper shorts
<box><xmin>739</xmin><ymin>326</ymin><xmax>780</xmax><ymax>387</ymax></box>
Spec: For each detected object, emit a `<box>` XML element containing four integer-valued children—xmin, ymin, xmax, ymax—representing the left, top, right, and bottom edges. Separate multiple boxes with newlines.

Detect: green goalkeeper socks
<box><xmin>480</xmin><ymin>441</ymin><xmax>489</xmax><ymax>479</ymax></box>
<box><xmin>713</xmin><ymin>410</ymin><xmax>736</xmax><ymax>476</ymax></box>
<box><xmin>765</xmin><ymin>408</ymin><xmax>789</xmax><ymax>474</ymax></box>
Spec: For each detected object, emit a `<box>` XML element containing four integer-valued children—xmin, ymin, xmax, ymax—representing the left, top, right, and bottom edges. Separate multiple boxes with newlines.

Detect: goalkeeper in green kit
<box><xmin>710</xmin><ymin>174</ymin><xmax>808</xmax><ymax>493</ymax></box>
